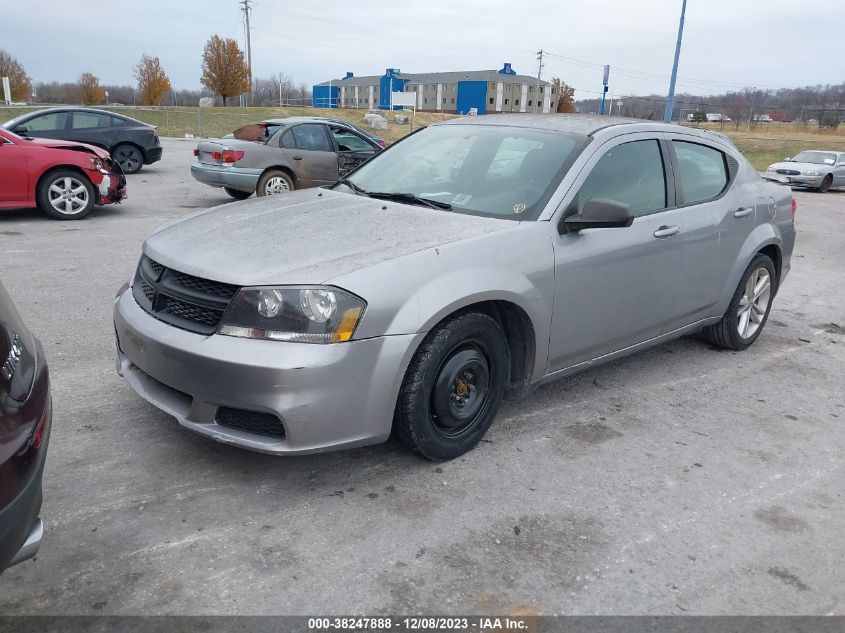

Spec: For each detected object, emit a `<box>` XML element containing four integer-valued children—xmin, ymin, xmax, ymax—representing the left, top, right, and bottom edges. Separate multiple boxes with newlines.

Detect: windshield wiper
<box><xmin>367</xmin><ymin>192</ymin><xmax>452</xmax><ymax>211</ymax></box>
<box><xmin>336</xmin><ymin>178</ymin><xmax>369</xmax><ymax>196</ymax></box>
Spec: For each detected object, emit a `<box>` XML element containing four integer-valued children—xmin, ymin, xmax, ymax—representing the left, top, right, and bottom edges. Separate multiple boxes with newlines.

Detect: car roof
<box><xmin>258</xmin><ymin>116</ymin><xmax>350</xmax><ymax>126</ymax></box>
<box><xmin>437</xmin><ymin>113</ymin><xmax>699</xmax><ymax>137</ymax></box>
<box><xmin>11</xmin><ymin>106</ymin><xmax>153</xmax><ymax>127</ymax></box>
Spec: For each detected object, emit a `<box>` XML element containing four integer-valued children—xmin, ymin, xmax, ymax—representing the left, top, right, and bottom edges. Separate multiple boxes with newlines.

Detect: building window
<box><xmin>528</xmin><ymin>100</ymin><xmax>532</xmax><ymax>107</ymax></box>
<box><xmin>515</xmin><ymin>99</ymin><xmax>520</xmax><ymax>106</ymax></box>
<box><xmin>489</xmin><ymin>82</ymin><xmax>496</xmax><ymax>89</ymax></box>
<box><xmin>529</xmin><ymin>86</ymin><xmax>533</xmax><ymax>92</ymax></box>
<box><xmin>540</xmin><ymin>87</ymin><xmax>544</xmax><ymax>93</ymax></box>
<box><xmin>451</xmin><ymin>97</ymin><xmax>455</xmax><ymax>104</ymax></box>
<box><xmin>442</xmin><ymin>97</ymin><xmax>446</xmax><ymax>104</ymax></box>
<box><xmin>489</xmin><ymin>97</ymin><xmax>494</xmax><ymax>105</ymax></box>
<box><xmin>504</xmin><ymin>99</ymin><xmax>509</xmax><ymax>105</ymax></box>
<box><xmin>424</xmin><ymin>98</ymin><xmax>428</xmax><ymax>104</ymax></box>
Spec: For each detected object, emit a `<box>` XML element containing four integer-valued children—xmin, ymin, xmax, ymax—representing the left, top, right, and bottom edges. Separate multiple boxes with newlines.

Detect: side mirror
<box><xmin>783</xmin><ymin>157</ymin><xmax>791</xmax><ymax>162</ymax></box>
<box><xmin>561</xmin><ymin>198</ymin><xmax>634</xmax><ymax>233</ymax></box>
<box><xmin>14</xmin><ymin>126</ymin><xmax>28</xmax><ymax>135</ymax></box>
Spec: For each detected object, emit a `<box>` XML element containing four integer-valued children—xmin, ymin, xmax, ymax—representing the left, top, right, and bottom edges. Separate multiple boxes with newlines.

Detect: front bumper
<box><xmin>784</xmin><ymin>175</ymin><xmax>821</xmax><ymax>187</ymax></box>
<box><xmin>190</xmin><ymin>162</ymin><xmax>262</xmax><ymax>193</ymax></box>
<box><xmin>113</xmin><ymin>289</ymin><xmax>422</xmax><ymax>455</ymax></box>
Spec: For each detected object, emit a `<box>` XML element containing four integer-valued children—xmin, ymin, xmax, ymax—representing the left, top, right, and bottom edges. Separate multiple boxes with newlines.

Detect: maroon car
<box><xmin>0</xmin><ymin>280</ymin><xmax>50</xmax><ymax>572</ymax></box>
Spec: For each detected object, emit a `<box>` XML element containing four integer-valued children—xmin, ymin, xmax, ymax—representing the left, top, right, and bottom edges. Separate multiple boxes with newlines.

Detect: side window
<box><xmin>291</xmin><ymin>124</ymin><xmax>331</xmax><ymax>151</ymax></box>
<box><xmin>673</xmin><ymin>141</ymin><xmax>728</xmax><ymax>205</ymax></box>
<box><xmin>72</xmin><ymin>112</ymin><xmax>111</xmax><ymax>129</ymax></box>
<box><xmin>110</xmin><ymin>116</ymin><xmax>129</xmax><ymax>127</ymax></box>
<box><xmin>576</xmin><ymin>140</ymin><xmax>667</xmax><ymax>215</ymax></box>
<box><xmin>330</xmin><ymin>126</ymin><xmax>374</xmax><ymax>153</ymax></box>
<box><xmin>23</xmin><ymin>112</ymin><xmax>68</xmax><ymax>132</ymax></box>
<box><xmin>279</xmin><ymin>128</ymin><xmax>295</xmax><ymax>149</ymax></box>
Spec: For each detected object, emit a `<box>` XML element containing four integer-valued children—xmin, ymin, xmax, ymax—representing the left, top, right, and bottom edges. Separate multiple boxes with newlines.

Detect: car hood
<box><xmin>29</xmin><ymin>137</ymin><xmax>110</xmax><ymax>159</ymax></box>
<box><xmin>767</xmin><ymin>161</ymin><xmax>832</xmax><ymax>172</ymax></box>
<box><xmin>143</xmin><ymin>189</ymin><xmax>515</xmax><ymax>286</ymax></box>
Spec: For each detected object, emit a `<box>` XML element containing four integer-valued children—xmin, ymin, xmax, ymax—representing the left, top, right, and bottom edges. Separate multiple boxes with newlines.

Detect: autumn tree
<box><xmin>78</xmin><ymin>72</ymin><xmax>105</xmax><ymax>105</ymax></box>
<box><xmin>134</xmin><ymin>55</ymin><xmax>172</xmax><ymax>105</ymax></box>
<box><xmin>0</xmin><ymin>50</ymin><xmax>32</xmax><ymax>102</ymax></box>
<box><xmin>551</xmin><ymin>78</ymin><xmax>576</xmax><ymax>113</ymax></box>
<box><xmin>200</xmin><ymin>35</ymin><xmax>249</xmax><ymax>106</ymax></box>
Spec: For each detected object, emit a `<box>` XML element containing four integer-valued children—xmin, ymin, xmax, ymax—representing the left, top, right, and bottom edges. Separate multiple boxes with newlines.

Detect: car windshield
<box><xmin>792</xmin><ymin>151</ymin><xmax>837</xmax><ymax>165</ymax></box>
<box><xmin>333</xmin><ymin>124</ymin><xmax>586</xmax><ymax>220</ymax></box>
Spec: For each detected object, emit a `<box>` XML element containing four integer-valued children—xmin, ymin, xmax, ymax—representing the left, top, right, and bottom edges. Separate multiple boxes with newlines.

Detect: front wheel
<box><xmin>817</xmin><ymin>175</ymin><xmax>832</xmax><ymax>193</ymax></box>
<box><xmin>702</xmin><ymin>254</ymin><xmax>776</xmax><ymax>350</ymax></box>
<box><xmin>37</xmin><ymin>170</ymin><xmax>96</xmax><ymax>220</ymax></box>
<box><xmin>224</xmin><ymin>187</ymin><xmax>252</xmax><ymax>200</ymax></box>
<box><xmin>256</xmin><ymin>170</ymin><xmax>294</xmax><ymax>196</ymax></box>
<box><xmin>394</xmin><ymin>311</ymin><xmax>509</xmax><ymax>460</ymax></box>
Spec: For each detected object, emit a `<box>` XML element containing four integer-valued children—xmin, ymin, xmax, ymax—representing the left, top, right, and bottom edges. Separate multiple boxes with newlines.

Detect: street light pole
<box><xmin>663</xmin><ymin>0</ymin><xmax>688</xmax><ymax>123</ymax></box>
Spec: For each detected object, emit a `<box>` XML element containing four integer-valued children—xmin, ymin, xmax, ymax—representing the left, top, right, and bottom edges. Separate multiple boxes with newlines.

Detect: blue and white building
<box><xmin>313</xmin><ymin>63</ymin><xmax>554</xmax><ymax>115</ymax></box>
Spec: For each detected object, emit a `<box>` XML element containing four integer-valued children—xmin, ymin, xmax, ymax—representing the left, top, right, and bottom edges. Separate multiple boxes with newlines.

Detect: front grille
<box><xmin>215</xmin><ymin>407</ymin><xmax>286</xmax><ymax>439</ymax></box>
<box><xmin>776</xmin><ymin>169</ymin><xmax>800</xmax><ymax>176</ymax></box>
<box><xmin>132</xmin><ymin>255</ymin><xmax>239</xmax><ymax>335</ymax></box>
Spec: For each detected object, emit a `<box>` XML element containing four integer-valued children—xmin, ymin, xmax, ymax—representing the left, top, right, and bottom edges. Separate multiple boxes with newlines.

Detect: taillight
<box><xmin>192</xmin><ymin>148</ymin><xmax>198</xmax><ymax>157</ymax></box>
<box><xmin>31</xmin><ymin>399</ymin><xmax>51</xmax><ymax>450</ymax></box>
<box><xmin>222</xmin><ymin>150</ymin><xmax>244</xmax><ymax>163</ymax></box>
<box><xmin>377</xmin><ymin>140</ymin><xmax>386</xmax><ymax>149</ymax></box>
<box><xmin>791</xmin><ymin>197</ymin><xmax>797</xmax><ymax>219</ymax></box>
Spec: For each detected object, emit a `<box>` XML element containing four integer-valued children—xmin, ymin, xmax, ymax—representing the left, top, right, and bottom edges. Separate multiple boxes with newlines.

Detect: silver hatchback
<box><xmin>114</xmin><ymin>115</ymin><xmax>796</xmax><ymax>460</ymax></box>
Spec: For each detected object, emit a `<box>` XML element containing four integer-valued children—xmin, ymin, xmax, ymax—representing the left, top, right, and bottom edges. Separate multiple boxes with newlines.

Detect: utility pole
<box><xmin>240</xmin><ymin>0</ymin><xmax>253</xmax><ymax>107</ymax></box>
<box><xmin>664</xmin><ymin>0</ymin><xmax>687</xmax><ymax>123</ymax></box>
<box><xmin>534</xmin><ymin>49</ymin><xmax>544</xmax><ymax>113</ymax></box>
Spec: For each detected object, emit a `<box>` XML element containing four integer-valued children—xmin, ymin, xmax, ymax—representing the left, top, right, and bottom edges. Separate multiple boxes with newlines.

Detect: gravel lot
<box><xmin>0</xmin><ymin>138</ymin><xmax>843</xmax><ymax>615</ymax></box>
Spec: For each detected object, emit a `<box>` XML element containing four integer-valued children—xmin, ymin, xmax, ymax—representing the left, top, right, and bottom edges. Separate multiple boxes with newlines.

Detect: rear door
<box><xmin>284</xmin><ymin>123</ymin><xmax>338</xmax><ymax>187</ymax></box>
<box><xmin>327</xmin><ymin>124</ymin><xmax>379</xmax><ymax>177</ymax></box>
<box><xmin>548</xmin><ymin>134</ymin><xmax>685</xmax><ymax>372</ymax></box>
<box><xmin>69</xmin><ymin>111</ymin><xmax>117</xmax><ymax>149</ymax></box>
<box><xmin>663</xmin><ymin>136</ymin><xmax>752</xmax><ymax>327</ymax></box>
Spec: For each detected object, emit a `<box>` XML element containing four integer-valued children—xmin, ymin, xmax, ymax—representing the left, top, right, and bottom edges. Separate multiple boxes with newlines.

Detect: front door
<box><xmin>0</xmin><ymin>137</ymin><xmax>29</xmax><ymax>203</ymax></box>
<box><xmin>548</xmin><ymin>136</ymin><xmax>684</xmax><ymax>373</ymax></box>
<box><xmin>286</xmin><ymin>123</ymin><xmax>339</xmax><ymax>187</ymax></box>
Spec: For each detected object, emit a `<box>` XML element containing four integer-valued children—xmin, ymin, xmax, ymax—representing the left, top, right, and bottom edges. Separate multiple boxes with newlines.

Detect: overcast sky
<box><xmin>3</xmin><ymin>0</ymin><xmax>840</xmax><ymax>100</ymax></box>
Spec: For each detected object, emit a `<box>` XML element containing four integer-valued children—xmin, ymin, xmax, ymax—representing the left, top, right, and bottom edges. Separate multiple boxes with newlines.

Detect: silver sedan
<box><xmin>114</xmin><ymin>115</ymin><xmax>796</xmax><ymax>460</ymax></box>
<box><xmin>767</xmin><ymin>150</ymin><xmax>845</xmax><ymax>192</ymax></box>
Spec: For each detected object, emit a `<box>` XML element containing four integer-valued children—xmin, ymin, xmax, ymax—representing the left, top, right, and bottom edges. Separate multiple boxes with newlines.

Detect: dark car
<box><xmin>0</xmin><ymin>280</ymin><xmax>50</xmax><ymax>572</ymax></box>
<box><xmin>2</xmin><ymin>107</ymin><xmax>163</xmax><ymax>174</ymax></box>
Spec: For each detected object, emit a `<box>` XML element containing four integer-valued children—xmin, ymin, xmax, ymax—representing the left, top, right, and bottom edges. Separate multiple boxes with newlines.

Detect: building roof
<box><xmin>316</xmin><ymin>70</ymin><xmax>548</xmax><ymax>87</ymax></box>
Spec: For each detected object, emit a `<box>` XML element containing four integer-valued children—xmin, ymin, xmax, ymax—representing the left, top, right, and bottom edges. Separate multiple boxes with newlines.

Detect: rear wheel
<box><xmin>37</xmin><ymin>170</ymin><xmax>96</xmax><ymax>220</ymax></box>
<box><xmin>394</xmin><ymin>311</ymin><xmax>509</xmax><ymax>460</ymax></box>
<box><xmin>111</xmin><ymin>143</ymin><xmax>144</xmax><ymax>174</ymax></box>
<box><xmin>702</xmin><ymin>254</ymin><xmax>776</xmax><ymax>350</ymax></box>
<box><xmin>224</xmin><ymin>187</ymin><xmax>252</xmax><ymax>200</ymax></box>
<box><xmin>818</xmin><ymin>175</ymin><xmax>832</xmax><ymax>193</ymax></box>
<box><xmin>256</xmin><ymin>170</ymin><xmax>294</xmax><ymax>196</ymax></box>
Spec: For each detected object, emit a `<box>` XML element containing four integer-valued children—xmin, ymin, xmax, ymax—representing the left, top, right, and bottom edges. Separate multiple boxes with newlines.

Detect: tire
<box><xmin>37</xmin><ymin>170</ymin><xmax>96</xmax><ymax>220</ymax></box>
<box><xmin>394</xmin><ymin>311</ymin><xmax>510</xmax><ymax>460</ymax></box>
<box><xmin>256</xmin><ymin>170</ymin><xmax>294</xmax><ymax>196</ymax></box>
<box><xmin>111</xmin><ymin>143</ymin><xmax>144</xmax><ymax>174</ymax></box>
<box><xmin>817</xmin><ymin>175</ymin><xmax>832</xmax><ymax>193</ymax></box>
<box><xmin>224</xmin><ymin>187</ymin><xmax>252</xmax><ymax>200</ymax></box>
<box><xmin>702</xmin><ymin>254</ymin><xmax>777</xmax><ymax>351</ymax></box>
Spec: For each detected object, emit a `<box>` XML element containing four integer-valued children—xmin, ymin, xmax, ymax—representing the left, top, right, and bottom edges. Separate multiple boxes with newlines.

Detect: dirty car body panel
<box><xmin>116</xmin><ymin>115</ymin><xmax>795</xmax><ymax>455</ymax></box>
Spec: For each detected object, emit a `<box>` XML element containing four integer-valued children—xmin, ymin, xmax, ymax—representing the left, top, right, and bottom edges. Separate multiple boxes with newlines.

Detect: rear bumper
<box><xmin>190</xmin><ymin>162</ymin><xmax>261</xmax><ymax>193</ymax></box>
<box><xmin>144</xmin><ymin>146</ymin><xmax>163</xmax><ymax>164</ymax></box>
<box><xmin>0</xmin><ymin>416</ymin><xmax>49</xmax><ymax>572</ymax></box>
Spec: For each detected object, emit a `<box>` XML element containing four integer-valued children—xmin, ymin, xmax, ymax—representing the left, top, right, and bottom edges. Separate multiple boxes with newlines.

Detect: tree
<box><xmin>200</xmin><ymin>35</ymin><xmax>249</xmax><ymax>106</ymax></box>
<box><xmin>0</xmin><ymin>50</ymin><xmax>32</xmax><ymax>101</ymax></box>
<box><xmin>78</xmin><ymin>72</ymin><xmax>105</xmax><ymax>105</ymax></box>
<box><xmin>551</xmin><ymin>78</ymin><xmax>575</xmax><ymax>113</ymax></box>
<box><xmin>691</xmin><ymin>111</ymin><xmax>707</xmax><ymax>125</ymax></box>
<box><xmin>134</xmin><ymin>55</ymin><xmax>171</xmax><ymax>106</ymax></box>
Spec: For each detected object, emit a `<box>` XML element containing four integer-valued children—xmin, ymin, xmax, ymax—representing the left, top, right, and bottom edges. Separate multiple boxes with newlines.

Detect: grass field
<box><xmin>2</xmin><ymin>105</ymin><xmax>843</xmax><ymax>170</ymax></box>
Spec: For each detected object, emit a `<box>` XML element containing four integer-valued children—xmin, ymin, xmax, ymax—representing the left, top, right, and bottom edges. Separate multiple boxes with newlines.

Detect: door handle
<box><xmin>292</xmin><ymin>155</ymin><xmax>303</xmax><ymax>160</ymax></box>
<box><xmin>734</xmin><ymin>207</ymin><xmax>753</xmax><ymax>218</ymax></box>
<box><xmin>653</xmin><ymin>225</ymin><xmax>680</xmax><ymax>238</ymax></box>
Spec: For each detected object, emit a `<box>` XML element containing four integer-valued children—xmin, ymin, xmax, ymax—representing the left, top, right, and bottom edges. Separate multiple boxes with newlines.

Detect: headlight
<box><xmin>89</xmin><ymin>157</ymin><xmax>109</xmax><ymax>174</ymax></box>
<box><xmin>218</xmin><ymin>286</ymin><xmax>366</xmax><ymax>343</ymax></box>
<box><xmin>766</xmin><ymin>166</ymin><xmax>776</xmax><ymax>172</ymax></box>
<box><xmin>801</xmin><ymin>170</ymin><xmax>820</xmax><ymax>176</ymax></box>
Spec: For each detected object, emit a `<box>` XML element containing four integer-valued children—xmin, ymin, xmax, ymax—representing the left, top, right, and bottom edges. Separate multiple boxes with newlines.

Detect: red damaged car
<box><xmin>0</xmin><ymin>128</ymin><xmax>126</xmax><ymax>220</ymax></box>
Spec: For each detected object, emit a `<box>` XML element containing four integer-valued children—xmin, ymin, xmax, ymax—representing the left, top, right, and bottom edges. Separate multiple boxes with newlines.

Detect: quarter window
<box><xmin>291</xmin><ymin>124</ymin><xmax>331</xmax><ymax>151</ymax></box>
<box><xmin>576</xmin><ymin>140</ymin><xmax>667</xmax><ymax>216</ymax></box>
<box><xmin>673</xmin><ymin>141</ymin><xmax>728</xmax><ymax>205</ymax></box>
